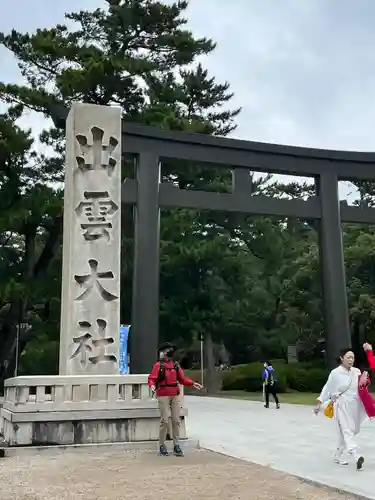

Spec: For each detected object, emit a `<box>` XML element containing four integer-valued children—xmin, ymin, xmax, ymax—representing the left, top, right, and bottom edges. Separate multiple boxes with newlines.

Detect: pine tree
<box><xmin>0</xmin><ymin>107</ymin><xmax>62</xmax><ymax>385</ymax></box>
<box><xmin>0</xmin><ymin>0</ymin><xmax>239</xmax><ymax>135</ymax></box>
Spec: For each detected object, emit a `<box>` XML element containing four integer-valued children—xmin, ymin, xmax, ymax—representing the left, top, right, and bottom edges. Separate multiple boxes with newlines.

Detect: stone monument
<box><xmin>0</xmin><ymin>103</ymin><xmax>188</xmax><ymax>448</ymax></box>
<box><xmin>59</xmin><ymin>103</ymin><xmax>121</xmax><ymax>377</ymax></box>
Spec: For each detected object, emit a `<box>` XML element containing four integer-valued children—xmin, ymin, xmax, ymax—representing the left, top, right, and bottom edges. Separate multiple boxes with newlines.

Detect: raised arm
<box><xmin>176</xmin><ymin>365</ymin><xmax>194</xmax><ymax>387</ymax></box>
<box><xmin>176</xmin><ymin>364</ymin><xmax>203</xmax><ymax>390</ymax></box>
<box><xmin>364</xmin><ymin>343</ymin><xmax>375</xmax><ymax>370</ymax></box>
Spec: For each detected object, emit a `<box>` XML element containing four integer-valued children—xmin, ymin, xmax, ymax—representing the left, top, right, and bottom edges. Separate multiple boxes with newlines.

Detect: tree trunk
<box><xmin>204</xmin><ymin>332</ymin><xmax>217</xmax><ymax>394</ymax></box>
<box><xmin>0</xmin><ymin>303</ymin><xmax>39</xmax><ymax>393</ymax></box>
<box><xmin>218</xmin><ymin>340</ymin><xmax>230</xmax><ymax>365</ymax></box>
<box><xmin>0</xmin><ymin>305</ymin><xmax>20</xmax><ymax>393</ymax></box>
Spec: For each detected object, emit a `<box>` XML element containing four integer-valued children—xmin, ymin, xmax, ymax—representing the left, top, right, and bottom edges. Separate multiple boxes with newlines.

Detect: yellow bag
<box><xmin>324</xmin><ymin>402</ymin><xmax>334</xmax><ymax>419</ymax></box>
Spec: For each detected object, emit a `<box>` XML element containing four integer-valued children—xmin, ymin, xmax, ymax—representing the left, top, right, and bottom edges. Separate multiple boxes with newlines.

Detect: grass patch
<box><xmin>206</xmin><ymin>391</ymin><xmax>319</xmax><ymax>405</ymax></box>
<box><xmin>202</xmin><ymin>390</ymin><xmax>375</xmax><ymax>406</ymax></box>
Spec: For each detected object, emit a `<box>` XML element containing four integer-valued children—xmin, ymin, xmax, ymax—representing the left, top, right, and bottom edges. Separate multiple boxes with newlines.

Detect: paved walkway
<box><xmin>186</xmin><ymin>396</ymin><xmax>375</xmax><ymax>499</ymax></box>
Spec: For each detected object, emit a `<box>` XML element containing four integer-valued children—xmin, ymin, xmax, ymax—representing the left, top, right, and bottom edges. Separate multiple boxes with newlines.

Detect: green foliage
<box><xmin>222</xmin><ymin>361</ymin><xmax>328</xmax><ymax>394</ymax></box>
<box><xmin>222</xmin><ymin>362</ymin><xmax>287</xmax><ymax>393</ymax></box>
<box><xmin>0</xmin><ymin>107</ymin><xmax>63</xmax><ymax>384</ymax></box>
<box><xmin>286</xmin><ymin>365</ymin><xmax>328</xmax><ymax>393</ymax></box>
<box><xmin>19</xmin><ymin>337</ymin><xmax>59</xmax><ymax>376</ymax></box>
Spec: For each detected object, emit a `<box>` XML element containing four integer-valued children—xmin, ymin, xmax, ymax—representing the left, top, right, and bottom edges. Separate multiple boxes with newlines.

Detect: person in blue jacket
<box><xmin>262</xmin><ymin>361</ymin><xmax>280</xmax><ymax>409</ymax></box>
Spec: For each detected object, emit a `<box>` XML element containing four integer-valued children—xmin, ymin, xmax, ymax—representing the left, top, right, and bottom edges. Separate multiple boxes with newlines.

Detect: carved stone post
<box><xmin>59</xmin><ymin>103</ymin><xmax>122</xmax><ymax>375</ymax></box>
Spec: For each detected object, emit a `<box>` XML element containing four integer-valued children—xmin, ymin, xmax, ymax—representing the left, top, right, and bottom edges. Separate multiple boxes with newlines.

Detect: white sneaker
<box><xmin>334</xmin><ymin>453</ymin><xmax>348</xmax><ymax>466</ymax></box>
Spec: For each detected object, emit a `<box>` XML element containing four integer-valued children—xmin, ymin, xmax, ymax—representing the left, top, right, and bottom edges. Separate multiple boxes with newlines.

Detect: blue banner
<box><xmin>119</xmin><ymin>324</ymin><xmax>131</xmax><ymax>374</ymax></box>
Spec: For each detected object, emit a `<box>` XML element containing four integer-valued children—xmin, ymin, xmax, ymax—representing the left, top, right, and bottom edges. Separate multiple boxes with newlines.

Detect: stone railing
<box><xmin>1</xmin><ymin>374</ymin><xmax>187</xmax><ymax>446</ymax></box>
<box><xmin>3</xmin><ymin>375</ymin><xmax>184</xmax><ymax>414</ymax></box>
<box><xmin>4</xmin><ymin>375</ymin><xmax>154</xmax><ymax>414</ymax></box>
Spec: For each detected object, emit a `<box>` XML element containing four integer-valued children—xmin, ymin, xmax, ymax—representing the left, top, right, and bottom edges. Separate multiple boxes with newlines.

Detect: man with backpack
<box><xmin>148</xmin><ymin>342</ymin><xmax>203</xmax><ymax>457</ymax></box>
<box><xmin>263</xmin><ymin>361</ymin><xmax>280</xmax><ymax>409</ymax></box>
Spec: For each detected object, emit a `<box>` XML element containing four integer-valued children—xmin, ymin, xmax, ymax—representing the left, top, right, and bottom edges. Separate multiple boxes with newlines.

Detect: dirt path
<box><xmin>0</xmin><ymin>448</ymin><xmax>358</xmax><ymax>500</ymax></box>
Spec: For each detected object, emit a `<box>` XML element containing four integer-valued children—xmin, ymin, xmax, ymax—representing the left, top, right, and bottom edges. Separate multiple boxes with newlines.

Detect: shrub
<box><xmin>222</xmin><ymin>361</ymin><xmax>288</xmax><ymax>393</ymax></box>
<box><xmin>183</xmin><ymin>369</ymin><xmax>222</xmax><ymax>394</ymax></box>
<box><xmin>222</xmin><ymin>361</ymin><xmax>328</xmax><ymax>394</ymax></box>
<box><xmin>221</xmin><ymin>366</ymin><xmax>250</xmax><ymax>391</ymax></box>
<box><xmin>286</xmin><ymin>365</ymin><xmax>328</xmax><ymax>393</ymax></box>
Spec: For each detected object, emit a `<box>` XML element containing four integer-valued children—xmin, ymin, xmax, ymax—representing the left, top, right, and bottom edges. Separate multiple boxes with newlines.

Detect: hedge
<box><xmin>222</xmin><ymin>360</ymin><xmax>329</xmax><ymax>393</ymax></box>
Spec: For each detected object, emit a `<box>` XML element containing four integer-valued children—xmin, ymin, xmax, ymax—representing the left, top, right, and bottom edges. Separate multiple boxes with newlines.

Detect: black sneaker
<box><xmin>264</xmin><ymin>404</ymin><xmax>269</xmax><ymax>408</ymax></box>
<box><xmin>357</xmin><ymin>456</ymin><xmax>364</xmax><ymax>471</ymax></box>
<box><xmin>159</xmin><ymin>444</ymin><xmax>169</xmax><ymax>456</ymax></box>
<box><xmin>173</xmin><ymin>444</ymin><xmax>184</xmax><ymax>457</ymax></box>
<box><xmin>276</xmin><ymin>404</ymin><xmax>280</xmax><ymax>409</ymax></box>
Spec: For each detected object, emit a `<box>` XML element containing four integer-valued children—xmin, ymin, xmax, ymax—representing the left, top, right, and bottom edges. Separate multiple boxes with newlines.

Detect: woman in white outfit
<box><xmin>314</xmin><ymin>348</ymin><xmax>368</xmax><ymax>470</ymax></box>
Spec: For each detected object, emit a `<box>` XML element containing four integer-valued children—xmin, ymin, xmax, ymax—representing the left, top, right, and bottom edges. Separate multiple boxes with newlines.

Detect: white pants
<box><xmin>336</xmin><ymin>421</ymin><xmax>360</xmax><ymax>459</ymax></box>
<box><xmin>335</xmin><ymin>398</ymin><xmax>364</xmax><ymax>460</ymax></box>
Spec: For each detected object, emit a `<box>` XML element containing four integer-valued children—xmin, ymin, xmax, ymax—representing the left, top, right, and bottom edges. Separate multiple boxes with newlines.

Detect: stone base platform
<box><xmin>1</xmin><ymin>375</ymin><xmax>188</xmax><ymax>447</ymax></box>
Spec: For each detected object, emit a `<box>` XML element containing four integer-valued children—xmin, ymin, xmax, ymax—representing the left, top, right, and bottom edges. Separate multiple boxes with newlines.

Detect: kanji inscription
<box><xmin>74</xmin><ymin>259</ymin><xmax>119</xmax><ymax>302</ymax></box>
<box><xmin>76</xmin><ymin>126</ymin><xmax>119</xmax><ymax>177</ymax></box>
<box><xmin>70</xmin><ymin>318</ymin><xmax>117</xmax><ymax>367</ymax></box>
<box><xmin>75</xmin><ymin>191</ymin><xmax>119</xmax><ymax>242</ymax></box>
<box><xmin>60</xmin><ymin>103</ymin><xmax>121</xmax><ymax>375</ymax></box>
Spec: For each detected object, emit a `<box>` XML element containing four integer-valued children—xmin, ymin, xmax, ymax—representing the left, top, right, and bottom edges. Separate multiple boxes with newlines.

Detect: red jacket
<box><xmin>358</xmin><ymin>380</ymin><xmax>375</xmax><ymax>418</ymax></box>
<box><xmin>357</xmin><ymin>349</ymin><xmax>375</xmax><ymax>418</ymax></box>
<box><xmin>366</xmin><ymin>349</ymin><xmax>375</xmax><ymax>370</ymax></box>
<box><xmin>148</xmin><ymin>359</ymin><xmax>193</xmax><ymax>397</ymax></box>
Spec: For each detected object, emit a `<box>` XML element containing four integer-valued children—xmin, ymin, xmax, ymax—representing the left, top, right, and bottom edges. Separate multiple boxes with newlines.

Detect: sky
<box><xmin>2</xmin><ymin>0</ymin><xmax>375</xmax><ymax>201</ymax></box>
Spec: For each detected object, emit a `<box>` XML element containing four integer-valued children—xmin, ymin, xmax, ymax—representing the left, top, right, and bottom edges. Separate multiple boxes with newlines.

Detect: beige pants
<box><xmin>158</xmin><ymin>396</ymin><xmax>181</xmax><ymax>446</ymax></box>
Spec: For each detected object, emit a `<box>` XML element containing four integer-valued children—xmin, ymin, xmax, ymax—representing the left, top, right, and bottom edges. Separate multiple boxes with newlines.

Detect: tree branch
<box><xmin>0</xmin><ymin>232</ymin><xmax>13</xmax><ymax>250</ymax></box>
<box><xmin>33</xmin><ymin>214</ymin><xmax>63</xmax><ymax>277</ymax></box>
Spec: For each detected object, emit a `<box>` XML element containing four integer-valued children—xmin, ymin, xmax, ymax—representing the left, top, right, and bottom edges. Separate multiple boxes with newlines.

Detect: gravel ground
<box><xmin>0</xmin><ymin>448</ymin><xmax>358</xmax><ymax>500</ymax></box>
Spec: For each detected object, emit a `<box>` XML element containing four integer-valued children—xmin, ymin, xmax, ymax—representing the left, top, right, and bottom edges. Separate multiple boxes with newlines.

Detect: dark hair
<box><xmin>264</xmin><ymin>360</ymin><xmax>271</xmax><ymax>366</ymax></box>
<box><xmin>339</xmin><ymin>347</ymin><xmax>353</xmax><ymax>357</ymax></box>
<box><xmin>337</xmin><ymin>348</ymin><xmax>354</xmax><ymax>365</ymax></box>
